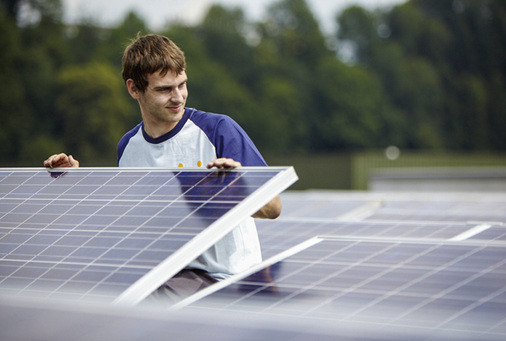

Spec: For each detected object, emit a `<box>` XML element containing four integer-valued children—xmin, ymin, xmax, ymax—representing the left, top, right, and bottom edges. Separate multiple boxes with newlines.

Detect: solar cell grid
<box><xmin>184</xmin><ymin>238</ymin><xmax>506</xmax><ymax>338</ymax></box>
<box><xmin>155</xmin><ymin>190</ymin><xmax>506</xmax><ymax>338</ymax></box>
<box><xmin>0</xmin><ymin>167</ymin><xmax>297</xmax><ymax>304</ymax></box>
<box><xmin>2</xmin><ymin>178</ymin><xmax>506</xmax><ymax>339</ymax></box>
<box><xmin>254</xmin><ymin>190</ymin><xmax>506</xmax><ymax>264</ymax></box>
<box><xmin>365</xmin><ymin>211</ymin><xmax>506</xmax><ymax>224</ymax></box>
<box><xmin>363</xmin><ymin>197</ymin><xmax>506</xmax><ymax>223</ymax></box>
<box><xmin>6</xmin><ymin>293</ymin><xmax>459</xmax><ymax>341</ymax></box>
<box><xmin>278</xmin><ymin>198</ymin><xmax>375</xmax><ymax>219</ymax></box>
<box><xmin>256</xmin><ymin>219</ymin><xmax>488</xmax><ymax>259</ymax></box>
<box><xmin>471</xmin><ymin>227</ymin><xmax>506</xmax><ymax>241</ymax></box>
<box><xmin>277</xmin><ymin>191</ymin><xmax>506</xmax><ymax>225</ymax></box>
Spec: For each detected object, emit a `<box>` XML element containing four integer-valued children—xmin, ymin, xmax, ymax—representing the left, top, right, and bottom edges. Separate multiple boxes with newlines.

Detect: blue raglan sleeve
<box><xmin>214</xmin><ymin>116</ymin><xmax>267</xmax><ymax>167</ymax></box>
<box><xmin>116</xmin><ymin>123</ymin><xmax>142</xmax><ymax>166</ymax></box>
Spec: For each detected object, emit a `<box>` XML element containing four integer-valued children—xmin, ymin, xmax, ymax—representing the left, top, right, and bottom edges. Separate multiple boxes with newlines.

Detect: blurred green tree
<box><xmin>314</xmin><ymin>57</ymin><xmax>386</xmax><ymax>149</ymax></box>
<box><xmin>96</xmin><ymin>11</ymin><xmax>150</xmax><ymax>69</ymax></box>
<box><xmin>256</xmin><ymin>0</ymin><xmax>334</xmax><ymax>151</ymax></box>
<box><xmin>55</xmin><ymin>62</ymin><xmax>134</xmax><ymax>163</ymax></box>
<box><xmin>2</xmin><ymin>0</ymin><xmax>506</xmax><ymax>166</ymax></box>
<box><xmin>337</xmin><ymin>5</ymin><xmax>380</xmax><ymax>64</ymax></box>
<box><xmin>199</xmin><ymin>5</ymin><xmax>258</xmax><ymax>87</ymax></box>
<box><xmin>0</xmin><ymin>7</ymin><xmax>33</xmax><ymax>163</ymax></box>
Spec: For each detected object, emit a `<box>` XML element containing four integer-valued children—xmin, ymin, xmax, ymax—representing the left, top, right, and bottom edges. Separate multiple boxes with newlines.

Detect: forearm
<box><xmin>252</xmin><ymin>195</ymin><xmax>281</xmax><ymax>219</ymax></box>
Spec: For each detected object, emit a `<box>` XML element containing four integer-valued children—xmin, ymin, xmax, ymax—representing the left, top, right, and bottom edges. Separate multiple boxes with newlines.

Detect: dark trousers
<box><xmin>144</xmin><ymin>269</ymin><xmax>217</xmax><ymax>306</ymax></box>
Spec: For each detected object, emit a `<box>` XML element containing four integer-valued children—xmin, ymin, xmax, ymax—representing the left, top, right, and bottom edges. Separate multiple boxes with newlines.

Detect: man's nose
<box><xmin>171</xmin><ymin>88</ymin><xmax>183</xmax><ymax>102</ymax></box>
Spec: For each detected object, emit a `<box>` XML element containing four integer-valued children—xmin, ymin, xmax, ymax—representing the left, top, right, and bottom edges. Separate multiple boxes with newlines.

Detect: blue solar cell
<box><xmin>0</xmin><ymin>167</ymin><xmax>297</xmax><ymax>304</ymax></box>
<box><xmin>6</xmin><ymin>172</ymin><xmax>505</xmax><ymax>338</ymax></box>
<box><xmin>185</xmin><ymin>238</ymin><xmax>506</xmax><ymax>337</ymax></box>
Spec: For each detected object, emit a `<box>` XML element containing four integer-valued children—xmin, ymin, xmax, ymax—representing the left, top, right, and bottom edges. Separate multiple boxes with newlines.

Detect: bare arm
<box><xmin>252</xmin><ymin>195</ymin><xmax>281</xmax><ymax>219</ymax></box>
<box><xmin>207</xmin><ymin>158</ymin><xmax>282</xmax><ymax>219</ymax></box>
<box><xmin>43</xmin><ymin>153</ymin><xmax>80</xmax><ymax>168</ymax></box>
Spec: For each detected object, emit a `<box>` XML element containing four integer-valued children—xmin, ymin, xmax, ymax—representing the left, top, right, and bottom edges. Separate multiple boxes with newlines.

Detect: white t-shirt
<box><xmin>117</xmin><ymin>108</ymin><xmax>267</xmax><ymax>279</ymax></box>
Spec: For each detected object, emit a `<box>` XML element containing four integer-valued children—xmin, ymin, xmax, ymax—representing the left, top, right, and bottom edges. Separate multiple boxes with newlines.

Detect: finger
<box><xmin>44</xmin><ymin>153</ymin><xmax>71</xmax><ymax>168</ymax></box>
<box><xmin>224</xmin><ymin>160</ymin><xmax>241</xmax><ymax>168</ymax></box>
<box><xmin>53</xmin><ymin>154</ymin><xmax>64</xmax><ymax>166</ymax></box>
<box><xmin>44</xmin><ymin>155</ymin><xmax>58</xmax><ymax>168</ymax></box>
<box><xmin>51</xmin><ymin>154</ymin><xmax>67</xmax><ymax>168</ymax></box>
<box><xmin>43</xmin><ymin>154</ymin><xmax>58</xmax><ymax>167</ymax></box>
<box><xmin>207</xmin><ymin>158</ymin><xmax>241</xmax><ymax>169</ymax></box>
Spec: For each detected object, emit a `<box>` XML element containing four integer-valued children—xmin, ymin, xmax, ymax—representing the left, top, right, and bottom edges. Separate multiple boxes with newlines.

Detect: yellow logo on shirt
<box><xmin>178</xmin><ymin>161</ymin><xmax>203</xmax><ymax>168</ymax></box>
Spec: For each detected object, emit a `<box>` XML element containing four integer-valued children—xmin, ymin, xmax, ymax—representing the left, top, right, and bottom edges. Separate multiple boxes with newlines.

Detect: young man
<box><xmin>44</xmin><ymin>34</ymin><xmax>281</xmax><ymax>302</ymax></box>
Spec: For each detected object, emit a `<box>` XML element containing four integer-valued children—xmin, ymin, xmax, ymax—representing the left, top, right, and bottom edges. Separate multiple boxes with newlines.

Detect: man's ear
<box><xmin>126</xmin><ymin>79</ymin><xmax>140</xmax><ymax>99</ymax></box>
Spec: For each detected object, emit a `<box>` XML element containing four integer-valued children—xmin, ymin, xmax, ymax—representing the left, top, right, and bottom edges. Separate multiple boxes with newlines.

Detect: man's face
<box><xmin>138</xmin><ymin>70</ymin><xmax>188</xmax><ymax>134</ymax></box>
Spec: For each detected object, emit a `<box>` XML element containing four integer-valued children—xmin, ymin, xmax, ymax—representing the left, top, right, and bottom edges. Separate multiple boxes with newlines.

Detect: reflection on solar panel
<box><xmin>0</xmin><ymin>167</ymin><xmax>297</xmax><ymax>304</ymax></box>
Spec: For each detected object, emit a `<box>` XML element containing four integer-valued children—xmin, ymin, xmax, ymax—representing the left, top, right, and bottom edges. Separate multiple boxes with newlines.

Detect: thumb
<box><xmin>69</xmin><ymin>155</ymin><xmax>79</xmax><ymax>167</ymax></box>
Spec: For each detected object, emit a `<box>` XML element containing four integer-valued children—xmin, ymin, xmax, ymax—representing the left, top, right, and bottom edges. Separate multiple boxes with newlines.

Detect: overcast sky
<box><xmin>62</xmin><ymin>0</ymin><xmax>406</xmax><ymax>34</ymax></box>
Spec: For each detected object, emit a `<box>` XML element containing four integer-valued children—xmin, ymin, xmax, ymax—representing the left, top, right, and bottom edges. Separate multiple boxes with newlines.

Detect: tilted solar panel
<box><xmin>165</xmin><ymin>190</ymin><xmax>506</xmax><ymax>339</ymax></box>
<box><xmin>0</xmin><ymin>167</ymin><xmax>298</xmax><ymax>305</ymax></box>
<box><xmin>178</xmin><ymin>237</ymin><xmax>506</xmax><ymax>339</ymax></box>
<box><xmin>362</xmin><ymin>193</ymin><xmax>506</xmax><ymax>223</ymax></box>
<box><xmin>256</xmin><ymin>219</ymin><xmax>487</xmax><ymax>258</ymax></box>
<box><xmin>255</xmin><ymin>191</ymin><xmax>505</xmax><ymax>259</ymax></box>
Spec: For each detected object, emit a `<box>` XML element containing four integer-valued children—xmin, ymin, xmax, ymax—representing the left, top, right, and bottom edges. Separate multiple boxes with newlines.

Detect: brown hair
<box><xmin>122</xmin><ymin>34</ymin><xmax>186</xmax><ymax>92</ymax></box>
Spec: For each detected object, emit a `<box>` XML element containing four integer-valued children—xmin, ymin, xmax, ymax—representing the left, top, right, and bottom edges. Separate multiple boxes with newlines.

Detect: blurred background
<box><xmin>1</xmin><ymin>0</ymin><xmax>505</xmax><ymax>190</ymax></box>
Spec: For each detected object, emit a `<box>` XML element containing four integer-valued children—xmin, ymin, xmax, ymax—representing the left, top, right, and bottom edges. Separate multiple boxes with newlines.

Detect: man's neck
<box><xmin>142</xmin><ymin>119</ymin><xmax>179</xmax><ymax>138</ymax></box>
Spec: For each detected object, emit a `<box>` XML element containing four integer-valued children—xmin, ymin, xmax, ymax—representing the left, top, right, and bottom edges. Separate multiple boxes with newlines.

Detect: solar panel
<box><xmin>255</xmin><ymin>191</ymin><xmax>505</xmax><ymax>258</ymax></box>
<box><xmin>0</xmin><ymin>293</ymin><xmax>444</xmax><ymax>341</ymax></box>
<box><xmin>362</xmin><ymin>193</ymin><xmax>506</xmax><ymax>223</ymax></box>
<box><xmin>271</xmin><ymin>190</ymin><xmax>381</xmax><ymax>220</ymax></box>
<box><xmin>0</xmin><ymin>167</ymin><xmax>298</xmax><ymax>305</ymax></box>
<box><xmin>2</xmin><ymin>182</ymin><xmax>505</xmax><ymax>339</ymax></box>
<box><xmin>276</xmin><ymin>190</ymin><xmax>506</xmax><ymax>223</ymax></box>
<box><xmin>159</xmin><ymin>190</ymin><xmax>506</xmax><ymax>339</ymax></box>
<box><xmin>178</xmin><ymin>237</ymin><xmax>506</xmax><ymax>339</ymax></box>
<box><xmin>256</xmin><ymin>219</ymin><xmax>485</xmax><ymax>258</ymax></box>
<box><xmin>470</xmin><ymin>226</ymin><xmax>506</xmax><ymax>242</ymax></box>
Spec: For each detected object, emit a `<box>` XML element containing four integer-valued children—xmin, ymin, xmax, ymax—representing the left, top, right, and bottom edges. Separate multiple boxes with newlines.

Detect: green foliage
<box><xmin>0</xmin><ymin>0</ymin><xmax>505</xmax><ymax>166</ymax></box>
<box><xmin>452</xmin><ymin>74</ymin><xmax>489</xmax><ymax>149</ymax></box>
<box><xmin>264</xmin><ymin>0</ymin><xmax>330</xmax><ymax>65</ymax></box>
<box><xmin>55</xmin><ymin>62</ymin><xmax>135</xmax><ymax>163</ymax></box>
<box><xmin>314</xmin><ymin>57</ymin><xmax>385</xmax><ymax>149</ymax></box>
<box><xmin>198</xmin><ymin>5</ymin><xmax>258</xmax><ymax>86</ymax></box>
<box><xmin>339</xmin><ymin>0</ymin><xmax>505</xmax><ymax>151</ymax></box>
<box><xmin>0</xmin><ymin>7</ymin><xmax>32</xmax><ymax>163</ymax></box>
<box><xmin>337</xmin><ymin>5</ymin><xmax>379</xmax><ymax>64</ymax></box>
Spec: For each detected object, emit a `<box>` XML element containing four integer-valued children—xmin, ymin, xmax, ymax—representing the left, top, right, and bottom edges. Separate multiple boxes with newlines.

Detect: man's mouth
<box><xmin>167</xmin><ymin>105</ymin><xmax>182</xmax><ymax>112</ymax></box>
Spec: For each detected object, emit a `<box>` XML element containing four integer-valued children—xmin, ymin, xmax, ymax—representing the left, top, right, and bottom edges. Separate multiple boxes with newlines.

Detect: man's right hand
<box><xmin>43</xmin><ymin>153</ymin><xmax>80</xmax><ymax>168</ymax></box>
